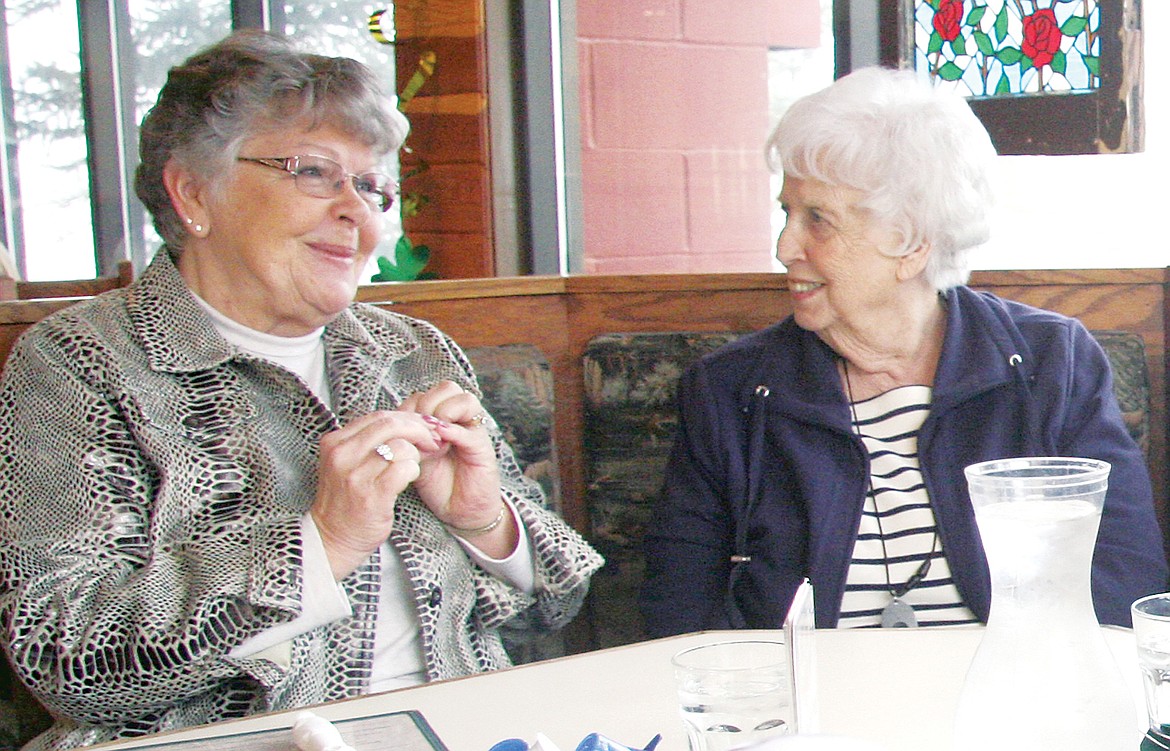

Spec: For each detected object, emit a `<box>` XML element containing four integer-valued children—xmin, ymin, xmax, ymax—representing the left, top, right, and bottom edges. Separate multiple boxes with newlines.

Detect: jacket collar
<box><xmin>126</xmin><ymin>248</ymin><xmax>414</xmax><ymax>375</ymax></box>
<box><xmin>932</xmin><ymin>285</ymin><xmax>1033</xmax><ymax>408</ymax></box>
<box><xmin>746</xmin><ymin>285</ymin><xmax>1032</xmax><ymax>424</ymax></box>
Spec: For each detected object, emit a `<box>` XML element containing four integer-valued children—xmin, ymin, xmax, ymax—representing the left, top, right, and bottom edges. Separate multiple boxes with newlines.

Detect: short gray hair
<box><xmin>135</xmin><ymin>29</ymin><xmax>410</xmax><ymax>250</ymax></box>
<box><xmin>765</xmin><ymin>67</ymin><xmax>997</xmax><ymax>291</ymax></box>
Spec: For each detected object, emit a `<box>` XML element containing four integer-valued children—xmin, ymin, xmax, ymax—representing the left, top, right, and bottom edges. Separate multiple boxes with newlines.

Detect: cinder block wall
<box><xmin>576</xmin><ymin>1</ymin><xmax>820</xmax><ymax>274</ymax></box>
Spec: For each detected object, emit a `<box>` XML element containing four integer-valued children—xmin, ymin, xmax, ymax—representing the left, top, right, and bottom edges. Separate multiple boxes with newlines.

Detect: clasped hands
<box><xmin>311</xmin><ymin>380</ymin><xmax>516</xmax><ymax>579</ymax></box>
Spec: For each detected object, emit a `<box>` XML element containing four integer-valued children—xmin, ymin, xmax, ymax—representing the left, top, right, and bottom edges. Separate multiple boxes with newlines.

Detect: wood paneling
<box><xmin>394</xmin><ymin>0</ymin><xmax>483</xmax><ymax>38</ymax></box>
<box><xmin>404</xmin><ymin>163</ymin><xmax>488</xmax><ymax>233</ymax></box>
<box><xmin>394</xmin><ymin>0</ymin><xmax>494</xmax><ymax>279</ymax></box>
<box><xmin>398</xmin><ymin>112</ymin><xmax>486</xmax><ymax>164</ymax></box>
<box><xmin>403</xmin><ymin>232</ymin><xmax>494</xmax><ymax>280</ymax></box>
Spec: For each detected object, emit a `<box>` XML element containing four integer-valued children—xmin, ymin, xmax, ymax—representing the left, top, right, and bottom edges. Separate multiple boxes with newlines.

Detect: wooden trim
<box><xmin>12</xmin><ymin>259</ymin><xmax>134</xmax><ymax>301</ymax></box>
<box><xmin>394</xmin><ymin>0</ymin><xmax>495</xmax><ymax>280</ymax></box>
<box><xmin>0</xmin><ymin>297</ymin><xmax>81</xmax><ymax>324</ymax></box>
<box><xmin>393</xmin><ymin>0</ymin><xmax>484</xmax><ymax>37</ymax></box>
<box><xmin>401</xmin><ymin>93</ymin><xmax>487</xmax><ymax>116</ymax></box>
<box><xmin>968</xmin><ymin>268</ymin><xmax>1166</xmax><ymax>285</ymax></box>
<box><xmin>354</xmin><ymin>275</ymin><xmax>567</xmax><ymax>304</ymax></box>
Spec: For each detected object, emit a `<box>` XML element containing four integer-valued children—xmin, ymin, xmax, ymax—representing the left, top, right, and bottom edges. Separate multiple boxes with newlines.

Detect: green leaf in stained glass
<box><xmin>938</xmin><ymin>61</ymin><xmax>964</xmax><ymax>81</ymax></box>
<box><xmin>928</xmin><ymin>29</ymin><xmax>943</xmax><ymax>55</ymax></box>
<box><xmin>996</xmin><ymin>47</ymin><xmax>1022</xmax><ymax>65</ymax></box>
<box><xmin>1051</xmin><ymin>50</ymin><xmax>1067</xmax><ymax>75</ymax></box>
<box><xmin>973</xmin><ymin>30</ymin><xmax>994</xmax><ymax>56</ymax></box>
<box><xmin>914</xmin><ymin>0</ymin><xmax>1101</xmax><ymax>95</ymax></box>
<box><xmin>1060</xmin><ymin>16</ymin><xmax>1088</xmax><ymax>36</ymax></box>
<box><xmin>994</xmin><ymin>5</ymin><xmax>1009</xmax><ymax>44</ymax></box>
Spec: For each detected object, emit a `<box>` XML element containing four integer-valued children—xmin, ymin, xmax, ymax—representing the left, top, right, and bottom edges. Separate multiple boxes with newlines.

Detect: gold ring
<box><xmin>374</xmin><ymin>443</ymin><xmax>395</xmax><ymax>462</ymax></box>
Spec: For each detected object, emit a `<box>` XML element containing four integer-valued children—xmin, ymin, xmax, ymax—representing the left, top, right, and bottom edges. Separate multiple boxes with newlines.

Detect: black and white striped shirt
<box><xmin>838</xmin><ymin>385</ymin><xmax>979</xmax><ymax>628</ymax></box>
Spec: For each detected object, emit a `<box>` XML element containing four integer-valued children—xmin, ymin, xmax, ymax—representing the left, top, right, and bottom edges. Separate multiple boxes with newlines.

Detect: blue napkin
<box><xmin>489</xmin><ymin>733</ymin><xmax>661</xmax><ymax>751</ymax></box>
<box><xmin>575</xmin><ymin>733</ymin><xmax>662</xmax><ymax>751</ymax></box>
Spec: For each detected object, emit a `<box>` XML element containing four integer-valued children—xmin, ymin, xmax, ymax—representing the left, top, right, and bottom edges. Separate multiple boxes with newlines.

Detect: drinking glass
<box><xmin>1132</xmin><ymin>593</ymin><xmax>1170</xmax><ymax>744</ymax></box>
<box><xmin>672</xmin><ymin>640</ymin><xmax>793</xmax><ymax>751</ymax></box>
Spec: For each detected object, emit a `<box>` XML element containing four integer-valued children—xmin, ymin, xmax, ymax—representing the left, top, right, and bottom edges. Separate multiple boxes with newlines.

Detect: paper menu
<box><xmin>133</xmin><ymin>710</ymin><xmax>447</xmax><ymax>751</ymax></box>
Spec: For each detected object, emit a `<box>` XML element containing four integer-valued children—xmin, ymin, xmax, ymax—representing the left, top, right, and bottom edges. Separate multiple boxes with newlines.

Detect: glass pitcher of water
<box><xmin>952</xmin><ymin>457</ymin><xmax>1136</xmax><ymax>750</ymax></box>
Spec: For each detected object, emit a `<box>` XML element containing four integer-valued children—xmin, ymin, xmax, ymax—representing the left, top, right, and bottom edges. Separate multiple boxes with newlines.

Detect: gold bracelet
<box><xmin>444</xmin><ymin>505</ymin><xmax>506</xmax><ymax>537</ymax></box>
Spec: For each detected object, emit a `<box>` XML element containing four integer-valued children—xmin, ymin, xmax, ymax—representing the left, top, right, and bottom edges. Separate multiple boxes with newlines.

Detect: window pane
<box><xmin>128</xmin><ymin>0</ymin><xmax>231</xmax><ymax>112</ymax></box>
<box><xmin>914</xmin><ymin>0</ymin><xmax>1101</xmax><ymax>95</ymax></box>
<box><xmin>284</xmin><ymin>1</ymin><xmax>396</xmax><ymax>87</ymax></box>
<box><xmin>7</xmin><ymin>0</ymin><xmax>94</xmax><ymax>281</ymax></box>
<box><xmin>128</xmin><ymin>0</ymin><xmax>232</xmax><ymax>262</ymax></box>
<box><xmin>768</xmin><ymin>0</ymin><xmax>835</xmax><ymax>258</ymax></box>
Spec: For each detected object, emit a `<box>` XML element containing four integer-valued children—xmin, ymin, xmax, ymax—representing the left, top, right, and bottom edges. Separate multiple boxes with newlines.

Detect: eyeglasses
<box><xmin>237</xmin><ymin>154</ymin><xmax>396</xmax><ymax>212</ymax></box>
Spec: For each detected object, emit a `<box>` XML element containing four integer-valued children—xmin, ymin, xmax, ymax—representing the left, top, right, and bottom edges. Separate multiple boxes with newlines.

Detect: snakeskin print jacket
<box><xmin>0</xmin><ymin>250</ymin><xmax>604</xmax><ymax>750</ymax></box>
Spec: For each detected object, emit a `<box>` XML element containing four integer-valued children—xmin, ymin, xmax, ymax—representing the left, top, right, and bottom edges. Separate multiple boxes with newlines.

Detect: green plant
<box><xmin>371</xmin><ymin>235</ymin><xmax>436</xmax><ymax>282</ymax></box>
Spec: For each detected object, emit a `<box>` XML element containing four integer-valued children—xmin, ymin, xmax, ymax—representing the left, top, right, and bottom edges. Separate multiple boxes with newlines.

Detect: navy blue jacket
<box><xmin>641</xmin><ymin>286</ymin><xmax>1169</xmax><ymax>632</ymax></box>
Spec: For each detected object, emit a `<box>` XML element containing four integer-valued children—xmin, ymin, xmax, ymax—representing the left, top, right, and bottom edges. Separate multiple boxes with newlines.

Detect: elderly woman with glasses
<box><xmin>641</xmin><ymin>67</ymin><xmax>1167</xmax><ymax>637</ymax></box>
<box><xmin>0</xmin><ymin>30</ymin><xmax>602</xmax><ymax>750</ymax></box>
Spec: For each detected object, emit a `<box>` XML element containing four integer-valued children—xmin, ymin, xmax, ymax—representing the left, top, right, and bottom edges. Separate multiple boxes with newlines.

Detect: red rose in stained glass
<box><xmin>1022</xmin><ymin>9</ymin><xmax>1063</xmax><ymax>68</ymax></box>
<box><xmin>932</xmin><ymin>0</ymin><xmax>964</xmax><ymax>43</ymax></box>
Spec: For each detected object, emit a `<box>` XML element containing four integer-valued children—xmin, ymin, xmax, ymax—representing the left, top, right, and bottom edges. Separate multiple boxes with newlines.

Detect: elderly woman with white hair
<box><xmin>641</xmin><ymin>67</ymin><xmax>1167</xmax><ymax>634</ymax></box>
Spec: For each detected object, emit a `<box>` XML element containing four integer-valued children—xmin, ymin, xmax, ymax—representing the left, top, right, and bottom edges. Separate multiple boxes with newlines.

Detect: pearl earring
<box><xmin>185</xmin><ymin>217</ymin><xmax>204</xmax><ymax>233</ymax></box>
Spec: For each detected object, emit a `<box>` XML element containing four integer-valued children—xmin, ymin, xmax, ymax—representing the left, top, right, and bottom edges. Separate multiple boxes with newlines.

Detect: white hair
<box><xmin>765</xmin><ymin>67</ymin><xmax>998</xmax><ymax>291</ymax></box>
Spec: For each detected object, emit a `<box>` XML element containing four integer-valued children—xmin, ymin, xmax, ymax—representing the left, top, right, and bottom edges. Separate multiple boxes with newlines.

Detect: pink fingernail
<box><xmin>421</xmin><ymin>414</ymin><xmax>450</xmax><ymax>429</ymax></box>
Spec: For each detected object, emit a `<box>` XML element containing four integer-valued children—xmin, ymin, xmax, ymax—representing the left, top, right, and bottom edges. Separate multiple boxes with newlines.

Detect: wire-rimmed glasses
<box><xmin>237</xmin><ymin>154</ymin><xmax>396</xmax><ymax>212</ymax></box>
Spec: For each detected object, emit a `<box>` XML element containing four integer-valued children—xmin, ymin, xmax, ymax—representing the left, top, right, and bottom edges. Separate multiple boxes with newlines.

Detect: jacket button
<box><xmin>428</xmin><ymin>586</ymin><xmax>442</xmax><ymax>608</ymax></box>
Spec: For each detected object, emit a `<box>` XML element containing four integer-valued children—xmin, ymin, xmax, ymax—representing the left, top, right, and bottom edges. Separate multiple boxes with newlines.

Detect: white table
<box><xmin>92</xmin><ymin>626</ymin><xmax>1145</xmax><ymax>751</ymax></box>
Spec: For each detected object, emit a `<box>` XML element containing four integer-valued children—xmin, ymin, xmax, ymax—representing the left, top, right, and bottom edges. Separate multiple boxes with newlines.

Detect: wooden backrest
<box><xmin>2</xmin><ymin>260</ymin><xmax>134</xmax><ymax>302</ymax></box>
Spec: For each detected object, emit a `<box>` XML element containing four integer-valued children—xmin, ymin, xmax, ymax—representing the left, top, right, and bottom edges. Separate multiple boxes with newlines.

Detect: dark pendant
<box><xmin>881</xmin><ymin>597</ymin><xmax>918</xmax><ymax>628</ymax></box>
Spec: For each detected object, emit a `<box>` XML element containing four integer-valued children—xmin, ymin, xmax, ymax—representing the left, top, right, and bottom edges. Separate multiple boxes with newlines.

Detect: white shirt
<box><xmin>838</xmin><ymin>385</ymin><xmax>977</xmax><ymax>628</ymax></box>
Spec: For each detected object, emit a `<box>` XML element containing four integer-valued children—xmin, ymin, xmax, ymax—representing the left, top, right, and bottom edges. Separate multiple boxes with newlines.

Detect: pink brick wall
<box><xmin>577</xmin><ymin>1</ymin><xmax>820</xmax><ymax>274</ymax></box>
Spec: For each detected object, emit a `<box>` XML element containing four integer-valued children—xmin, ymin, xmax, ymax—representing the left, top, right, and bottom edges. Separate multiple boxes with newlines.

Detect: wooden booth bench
<box><xmin>0</xmin><ymin>268</ymin><xmax>1167</xmax><ymax>749</ymax></box>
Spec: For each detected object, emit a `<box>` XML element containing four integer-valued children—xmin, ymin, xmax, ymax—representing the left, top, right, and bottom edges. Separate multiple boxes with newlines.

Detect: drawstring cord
<box><xmin>724</xmin><ymin>383</ymin><xmax>771</xmax><ymax>627</ymax></box>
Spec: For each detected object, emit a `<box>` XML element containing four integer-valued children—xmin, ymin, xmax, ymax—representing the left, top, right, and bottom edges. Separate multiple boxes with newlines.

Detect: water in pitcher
<box><xmin>977</xmin><ymin>499</ymin><xmax>1098</xmax><ymax>612</ymax></box>
<box><xmin>953</xmin><ymin>497</ymin><xmax>1135</xmax><ymax>750</ymax></box>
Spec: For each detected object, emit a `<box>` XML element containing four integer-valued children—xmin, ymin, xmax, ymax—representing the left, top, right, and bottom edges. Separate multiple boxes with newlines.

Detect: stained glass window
<box><xmin>914</xmin><ymin>0</ymin><xmax>1100</xmax><ymax>95</ymax></box>
<box><xmin>857</xmin><ymin>0</ymin><xmax>1141</xmax><ymax>155</ymax></box>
